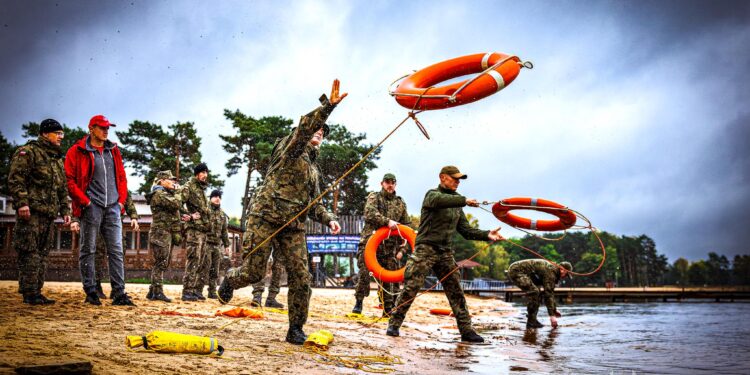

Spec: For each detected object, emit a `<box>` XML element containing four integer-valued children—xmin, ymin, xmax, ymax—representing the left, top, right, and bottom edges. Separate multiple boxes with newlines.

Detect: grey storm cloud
<box><xmin>1</xmin><ymin>0</ymin><xmax>749</xmax><ymax>262</ymax></box>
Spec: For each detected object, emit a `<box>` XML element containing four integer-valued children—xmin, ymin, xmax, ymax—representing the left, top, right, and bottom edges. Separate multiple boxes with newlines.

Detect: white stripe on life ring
<box><xmin>530</xmin><ymin>198</ymin><xmax>538</xmax><ymax>206</ymax></box>
<box><xmin>487</xmin><ymin>70</ymin><xmax>505</xmax><ymax>91</ymax></box>
<box><xmin>530</xmin><ymin>220</ymin><xmax>537</xmax><ymax>230</ymax></box>
<box><xmin>481</xmin><ymin>53</ymin><xmax>492</xmax><ymax>70</ymax></box>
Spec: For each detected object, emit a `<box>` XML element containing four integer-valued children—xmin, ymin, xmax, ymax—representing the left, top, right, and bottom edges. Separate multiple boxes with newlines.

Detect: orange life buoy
<box><xmin>492</xmin><ymin>197</ymin><xmax>577</xmax><ymax>231</ymax></box>
<box><xmin>364</xmin><ymin>225</ymin><xmax>416</xmax><ymax>283</ymax></box>
<box><xmin>429</xmin><ymin>308</ymin><xmax>454</xmax><ymax>317</ymax></box>
<box><xmin>392</xmin><ymin>52</ymin><xmax>524</xmax><ymax>111</ymax></box>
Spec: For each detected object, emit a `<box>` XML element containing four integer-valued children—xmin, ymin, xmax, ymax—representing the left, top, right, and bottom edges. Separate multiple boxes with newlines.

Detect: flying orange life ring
<box><xmin>491</xmin><ymin>197</ymin><xmax>577</xmax><ymax>232</ymax></box>
<box><xmin>392</xmin><ymin>52</ymin><xmax>525</xmax><ymax>111</ymax></box>
<box><xmin>429</xmin><ymin>308</ymin><xmax>454</xmax><ymax>317</ymax></box>
<box><xmin>364</xmin><ymin>225</ymin><xmax>416</xmax><ymax>283</ymax></box>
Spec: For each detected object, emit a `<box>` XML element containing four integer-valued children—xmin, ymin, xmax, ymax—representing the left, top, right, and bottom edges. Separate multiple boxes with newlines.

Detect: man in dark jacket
<box><xmin>64</xmin><ymin>115</ymin><xmax>134</xmax><ymax>306</ymax></box>
<box><xmin>386</xmin><ymin>166</ymin><xmax>502</xmax><ymax>343</ymax></box>
<box><xmin>508</xmin><ymin>259</ymin><xmax>572</xmax><ymax>328</ymax></box>
<box><xmin>8</xmin><ymin>119</ymin><xmax>71</xmax><ymax>304</ymax></box>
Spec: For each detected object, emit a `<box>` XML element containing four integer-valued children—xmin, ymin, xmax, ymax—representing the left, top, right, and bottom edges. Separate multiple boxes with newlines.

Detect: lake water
<box><xmin>469</xmin><ymin>302</ymin><xmax>750</xmax><ymax>374</ymax></box>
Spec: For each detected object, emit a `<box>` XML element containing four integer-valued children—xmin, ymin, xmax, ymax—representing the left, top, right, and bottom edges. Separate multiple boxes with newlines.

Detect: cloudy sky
<box><xmin>1</xmin><ymin>0</ymin><xmax>748</xmax><ymax>261</ymax></box>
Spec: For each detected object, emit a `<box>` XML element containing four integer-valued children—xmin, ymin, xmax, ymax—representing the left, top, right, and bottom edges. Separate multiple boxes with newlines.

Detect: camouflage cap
<box><xmin>559</xmin><ymin>261</ymin><xmax>573</xmax><ymax>278</ymax></box>
<box><xmin>439</xmin><ymin>165</ymin><xmax>467</xmax><ymax>180</ymax></box>
<box><xmin>382</xmin><ymin>173</ymin><xmax>396</xmax><ymax>182</ymax></box>
<box><xmin>156</xmin><ymin>170</ymin><xmax>177</xmax><ymax>181</ymax></box>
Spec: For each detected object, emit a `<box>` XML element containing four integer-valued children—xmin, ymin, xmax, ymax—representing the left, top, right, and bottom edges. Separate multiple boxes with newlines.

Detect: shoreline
<box><xmin>0</xmin><ymin>281</ymin><xmax>523</xmax><ymax>374</ymax></box>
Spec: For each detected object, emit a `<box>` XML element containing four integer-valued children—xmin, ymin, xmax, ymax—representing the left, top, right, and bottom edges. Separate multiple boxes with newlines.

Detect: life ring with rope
<box><xmin>491</xmin><ymin>197</ymin><xmax>577</xmax><ymax>231</ymax></box>
<box><xmin>390</xmin><ymin>52</ymin><xmax>530</xmax><ymax>111</ymax></box>
<box><xmin>364</xmin><ymin>224</ymin><xmax>416</xmax><ymax>283</ymax></box>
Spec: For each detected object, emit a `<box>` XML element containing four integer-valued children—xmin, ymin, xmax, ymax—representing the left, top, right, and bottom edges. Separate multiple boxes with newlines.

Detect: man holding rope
<box><xmin>220</xmin><ymin>80</ymin><xmax>345</xmax><ymax>345</ymax></box>
<box><xmin>508</xmin><ymin>259</ymin><xmax>572</xmax><ymax>329</ymax></box>
<box><xmin>386</xmin><ymin>165</ymin><xmax>502</xmax><ymax>343</ymax></box>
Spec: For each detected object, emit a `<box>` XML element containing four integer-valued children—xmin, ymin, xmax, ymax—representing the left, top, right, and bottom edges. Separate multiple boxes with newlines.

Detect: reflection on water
<box><xmin>452</xmin><ymin>302</ymin><xmax>750</xmax><ymax>374</ymax></box>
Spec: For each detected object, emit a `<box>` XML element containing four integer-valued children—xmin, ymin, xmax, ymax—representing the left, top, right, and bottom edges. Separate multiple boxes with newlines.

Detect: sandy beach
<box><xmin>0</xmin><ymin>280</ymin><xmax>526</xmax><ymax>374</ymax></box>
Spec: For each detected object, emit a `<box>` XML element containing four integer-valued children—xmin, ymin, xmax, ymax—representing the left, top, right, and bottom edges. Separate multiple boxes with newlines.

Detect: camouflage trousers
<box><xmin>252</xmin><ymin>250</ymin><xmax>284</xmax><ymax>300</ymax></box>
<box><xmin>225</xmin><ymin>216</ymin><xmax>310</xmax><ymax>326</ymax></box>
<box><xmin>182</xmin><ymin>228</ymin><xmax>209</xmax><ymax>294</ymax></box>
<box><xmin>201</xmin><ymin>242</ymin><xmax>223</xmax><ymax>293</ymax></box>
<box><xmin>354</xmin><ymin>241</ymin><xmax>401</xmax><ymax>311</ymax></box>
<box><xmin>149</xmin><ymin>227</ymin><xmax>176</xmax><ymax>292</ymax></box>
<box><xmin>13</xmin><ymin>214</ymin><xmax>55</xmax><ymax>295</ymax></box>
<box><xmin>508</xmin><ymin>268</ymin><xmax>544</xmax><ymax>321</ymax></box>
<box><xmin>390</xmin><ymin>244</ymin><xmax>474</xmax><ymax>335</ymax></box>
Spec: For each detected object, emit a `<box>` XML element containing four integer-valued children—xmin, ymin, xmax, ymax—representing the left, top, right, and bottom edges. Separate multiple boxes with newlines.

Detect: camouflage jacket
<box><xmin>181</xmin><ymin>176</ymin><xmax>210</xmax><ymax>232</ymax></box>
<box><xmin>249</xmin><ymin>94</ymin><xmax>337</xmax><ymax>230</ymax></box>
<box><xmin>206</xmin><ymin>204</ymin><xmax>230</xmax><ymax>246</ymax></box>
<box><xmin>415</xmin><ymin>185</ymin><xmax>489</xmax><ymax>249</ymax></box>
<box><xmin>146</xmin><ymin>186</ymin><xmax>183</xmax><ymax>232</ymax></box>
<box><xmin>359</xmin><ymin>189</ymin><xmax>412</xmax><ymax>246</ymax></box>
<box><xmin>508</xmin><ymin>259</ymin><xmax>562</xmax><ymax>313</ymax></box>
<box><xmin>7</xmin><ymin>137</ymin><xmax>71</xmax><ymax>218</ymax></box>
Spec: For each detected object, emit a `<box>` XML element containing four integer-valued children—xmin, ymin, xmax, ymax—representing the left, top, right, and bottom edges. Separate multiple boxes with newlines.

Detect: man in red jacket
<box><xmin>65</xmin><ymin>115</ymin><xmax>135</xmax><ymax>306</ymax></box>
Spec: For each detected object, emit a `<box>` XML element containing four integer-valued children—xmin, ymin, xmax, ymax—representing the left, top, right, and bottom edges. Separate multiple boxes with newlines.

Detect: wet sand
<box><xmin>0</xmin><ymin>281</ymin><xmax>521</xmax><ymax>374</ymax></box>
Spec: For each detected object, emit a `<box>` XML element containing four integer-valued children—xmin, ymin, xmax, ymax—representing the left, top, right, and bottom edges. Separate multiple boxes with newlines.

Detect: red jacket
<box><xmin>64</xmin><ymin>136</ymin><xmax>128</xmax><ymax>217</ymax></box>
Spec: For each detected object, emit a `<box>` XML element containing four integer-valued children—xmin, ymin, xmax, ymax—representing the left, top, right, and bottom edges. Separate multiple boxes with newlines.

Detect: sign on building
<box><xmin>306</xmin><ymin>235</ymin><xmax>359</xmax><ymax>253</ymax></box>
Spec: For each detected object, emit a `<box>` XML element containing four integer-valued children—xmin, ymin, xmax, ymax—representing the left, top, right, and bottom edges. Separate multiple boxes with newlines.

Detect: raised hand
<box><xmin>329</xmin><ymin>79</ymin><xmax>348</xmax><ymax>105</ymax></box>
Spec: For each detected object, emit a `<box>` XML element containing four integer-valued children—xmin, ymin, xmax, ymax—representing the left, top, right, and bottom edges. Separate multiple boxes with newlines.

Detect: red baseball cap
<box><xmin>89</xmin><ymin>115</ymin><xmax>116</xmax><ymax>128</ymax></box>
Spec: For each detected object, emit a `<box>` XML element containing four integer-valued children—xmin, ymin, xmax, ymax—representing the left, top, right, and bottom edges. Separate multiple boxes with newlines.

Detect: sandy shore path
<box><xmin>0</xmin><ymin>281</ymin><xmax>522</xmax><ymax>374</ymax></box>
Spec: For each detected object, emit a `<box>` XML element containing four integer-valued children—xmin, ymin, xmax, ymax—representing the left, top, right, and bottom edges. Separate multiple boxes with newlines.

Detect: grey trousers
<box><xmin>79</xmin><ymin>203</ymin><xmax>125</xmax><ymax>296</ymax></box>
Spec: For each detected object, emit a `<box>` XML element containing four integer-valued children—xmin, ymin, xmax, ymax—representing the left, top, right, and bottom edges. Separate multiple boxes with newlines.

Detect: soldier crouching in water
<box><xmin>145</xmin><ymin>170</ymin><xmax>184</xmax><ymax>302</ymax></box>
<box><xmin>352</xmin><ymin>173</ymin><xmax>412</xmax><ymax>316</ymax></box>
<box><xmin>220</xmin><ymin>80</ymin><xmax>346</xmax><ymax>344</ymax></box>
<box><xmin>386</xmin><ymin>166</ymin><xmax>503</xmax><ymax>343</ymax></box>
<box><xmin>508</xmin><ymin>259</ymin><xmax>572</xmax><ymax>329</ymax></box>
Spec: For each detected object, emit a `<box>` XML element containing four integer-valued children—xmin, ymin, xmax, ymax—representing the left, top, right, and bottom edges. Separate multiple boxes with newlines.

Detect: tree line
<box><xmin>450</xmin><ymin>214</ymin><xmax>749</xmax><ymax>286</ymax></box>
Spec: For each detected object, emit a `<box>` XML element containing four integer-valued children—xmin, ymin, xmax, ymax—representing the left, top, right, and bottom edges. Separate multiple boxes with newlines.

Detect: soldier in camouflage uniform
<box><xmin>145</xmin><ymin>170</ymin><xmax>184</xmax><ymax>302</ymax></box>
<box><xmin>200</xmin><ymin>189</ymin><xmax>230</xmax><ymax>299</ymax></box>
<box><xmin>508</xmin><ymin>259</ymin><xmax>572</xmax><ymax>329</ymax></box>
<box><xmin>220</xmin><ymin>80</ymin><xmax>346</xmax><ymax>345</ymax></box>
<box><xmin>251</xmin><ymin>251</ymin><xmax>285</xmax><ymax>308</ymax></box>
<box><xmin>78</xmin><ymin>194</ymin><xmax>139</xmax><ymax>299</ymax></box>
<box><xmin>8</xmin><ymin>119</ymin><xmax>71</xmax><ymax>305</ymax></box>
<box><xmin>180</xmin><ymin>163</ymin><xmax>212</xmax><ymax>301</ymax></box>
<box><xmin>352</xmin><ymin>173</ymin><xmax>412</xmax><ymax>316</ymax></box>
<box><xmin>386</xmin><ymin>166</ymin><xmax>502</xmax><ymax>343</ymax></box>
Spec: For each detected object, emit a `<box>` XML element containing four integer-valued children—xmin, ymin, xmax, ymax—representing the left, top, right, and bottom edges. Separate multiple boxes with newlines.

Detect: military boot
<box><xmin>526</xmin><ymin>319</ymin><xmax>544</xmax><ymax>329</ymax></box>
<box><xmin>146</xmin><ymin>285</ymin><xmax>155</xmax><ymax>300</ymax></box>
<box><xmin>96</xmin><ymin>282</ymin><xmax>107</xmax><ymax>299</ymax></box>
<box><xmin>152</xmin><ymin>288</ymin><xmax>172</xmax><ymax>303</ymax></box>
<box><xmin>207</xmin><ymin>288</ymin><xmax>218</xmax><ymax>299</ymax></box>
<box><xmin>22</xmin><ymin>294</ymin><xmax>45</xmax><ymax>305</ymax></box>
<box><xmin>285</xmin><ymin>324</ymin><xmax>307</xmax><ymax>345</ymax></box>
<box><xmin>182</xmin><ymin>290</ymin><xmax>199</xmax><ymax>302</ymax></box>
<box><xmin>460</xmin><ymin>330</ymin><xmax>485</xmax><ymax>343</ymax></box>
<box><xmin>352</xmin><ymin>298</ymin><xmax>363</xmax><ymax>314</ymax></box>
<box><xmin>250</xmin><ymin>295</ymin><xmax>262</xmax><ymax>307</ymax></box>
<box><xmin>386</xmin><ymin>324</ymin><xmax>400</xmax><ymax>337</ymax></box>
<box><xmin>264</xmin><ymin>297</ymin><xmax>284</xmax><ymax>309</ymax></box>
<box><xmin>218</xmin><ymin>279</ymin><xmax>234</xmax><ymax>304</ymax></box>
<box><xmin>37</xmin><ymin>294</ymin><xmax>56</xmax><ymax>305</ymax></box>
<box><xmin>194</xmin><ymin>290</ymin><xmax>206</xmax><ymax>301</ymax></box>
